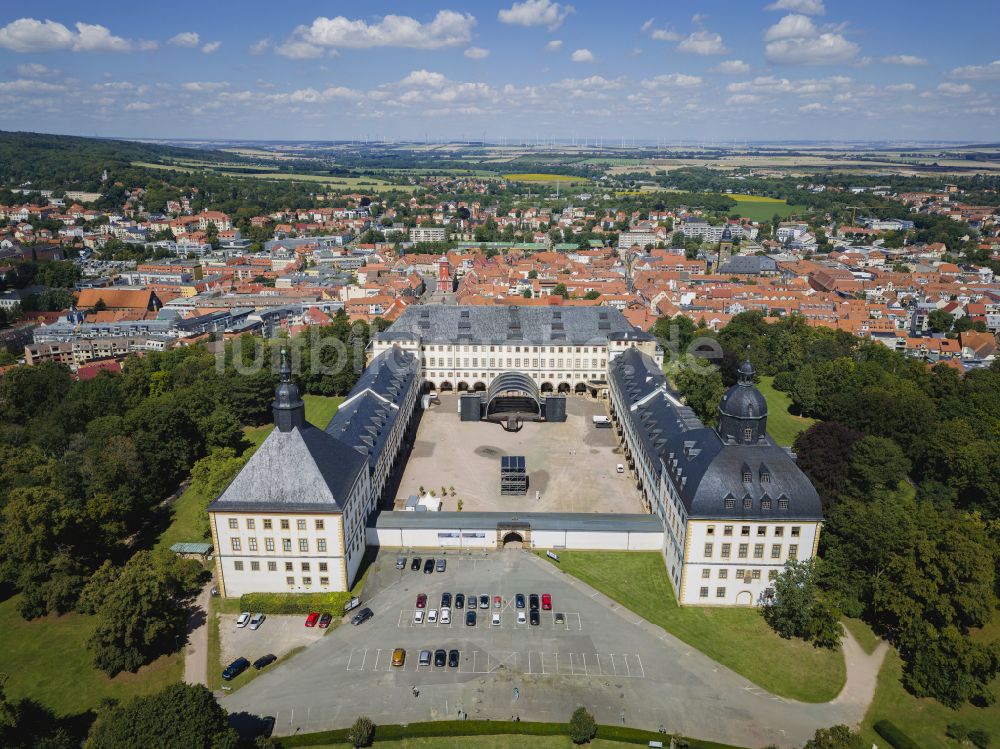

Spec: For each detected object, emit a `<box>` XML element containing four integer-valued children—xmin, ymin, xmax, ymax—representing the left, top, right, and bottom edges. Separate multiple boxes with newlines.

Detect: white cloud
<box><xmin>181</xmin><ymin>81</ymin><xmax>229</xmax><ymax>92</ymax></box>
<box><xmin>498</xmin><ymin>0</ymin><xmax>575</xmax><ymax>30</ymax></box>
<box><xmin>711</xmin><ymin>59</ymin><xmax>750</xmax><ymax>74</ymax></box>
<box><xmin>764</xmin><ymin>0</ymin><xmax>825</xmax><ymax>14</ymax></box>
<box><xmin>766</xmin><ymin>33</ymin><xmax>858</xmax><ymax>64</ymax></box>
<box><xmin>0</xmin><ymin>18</ymin><xmax>132</xmax><ymax>53</ymax></box>
<box><xmin>202</xmin><ymin>41</ymin><xmax>221</xmax><ymax>54</ymax></box>
<box><xmin>299</xmin><ymin>11</ymin><xmax>475</xmax><ymax>50</ymax></box>
<box><xmin>799</xmin><ymin>101</ymin><xmax>825</xmax><ymax>112</ymax></box>
<box><xmin>950</xmin><ymin>60</ymin><xmax>1000</xmax><ymax>80</ymax></box>
<box><xmin>641</xmin><ymin>19</ymin><xmax>681</xmax><ymax>41</ymax></box>
<box><xmin>274</xmin><ymin>41</ymin><xmax>324</xmax><ymax>59</ymax></box>
<box><xmin>936</xmin><ymin>82</ymin><xmax>973</xmax><ymax>96</ymax></box>
<box><xmin>168</xmin><ymin>31</ymin><xmax>200</xmax><ymax>47</ymax></box>
<box><xmin>727</xmin><ymin>94</ymin><xmax>763</xmax><ymax>105</ymax></box>
<box><xmin>885</xmin><ymin>83</ymin><xmax>916</xmax><ymax>92</ymax></box>
<box><xmin>464</xmin><ymin>46</ymin><xmax>489</xmax><ymax>59</ymax></box>
<box><xmin>764</xmin><ymin>14</ymin><xmax>817</xmax><ymax>42</ymax></box>
<box><xmin>16</xmin><ymin>63</ymin><xmax>57</xmax><ymax>77</ymax></box>
<box><xmin>677</xmin><ymin>30</ymin><xmax>726</xmax><ymax>55</ymax></box>
<box><xmin>641</xmin><ymin>73</ymin><xmax>703</xmax><ymax>90</ymax></box>
<box><xmin>249</xmin><ymin>38</ymin><xmax>270</xmax><ymax>55</ymax></box>
<box><xmin>881</xmin><ymin>54</ymin><xmax>926</xmax><ymax>66</ymax></box>
<box><xmin>399</xmin><ymin>70</ymin><xmax>448</xmax><ymax>88</ymax></box>
<box><xmin>0</xmin><ymin>78</ymin><xmax>67</xmax><ymax>93</ymax></box>
<box><xmin>545</xmin><ymin>39</ymin><xmax>563</xmax><ymax>51</ymax></box>
<box><xmin>727</xmin><ymin>74</ymin><xmax>850</xmax><ymax>95</ymax></box>
<box><xmin>136</xmin><ymin>40</ymin><xmax>158</xmax><ymax>51</ymax></box>
<box><xmin>124</xmin><ymin>101</ymin><xmax>153</xmax><ymax>111</ymax></box>
<box><xmin>570</xmin><ymin>48</ymin><xmax>595</xmax><ymax>63</ymax></box>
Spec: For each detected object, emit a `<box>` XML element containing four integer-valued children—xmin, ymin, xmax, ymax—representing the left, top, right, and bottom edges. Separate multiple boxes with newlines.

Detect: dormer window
<box><xmin>778</xmin><ymin>496</ymin><xmax>789</xmax><ymax>510</ymax></box>
<box><xmin>760</xmin><ymin>467</ymin><xmax>771</xmax><ymax>483</ymax></box>
<box><xmin>744</xmin><ymin>427</ymin><xmax>754</xmax><ymax>442</ymax></box>
<box><xmin>743</xmin><ymin>497</ymin><xmax>752</xmax><ymax>510</ymax></box>
<box><xmin>742</xmin><ymin>469</ymin><xmax>752</xmax><ymax>483</ymax></box>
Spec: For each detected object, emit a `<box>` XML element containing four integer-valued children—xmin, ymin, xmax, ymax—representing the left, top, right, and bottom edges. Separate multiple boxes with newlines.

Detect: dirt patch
<box><xmin>475</xmin><ymin>445</ymin><xmax>506</xmax><ymax>459</ymax></box>
<box><xmin>530</xmin><ymin>469</ymin><xmax>549</xmax><ymax>494</ymax></box>
<box><xmin>409</xmin><ymin>441</ymin><xmax>436</xmax><ymax>459</ymax></box>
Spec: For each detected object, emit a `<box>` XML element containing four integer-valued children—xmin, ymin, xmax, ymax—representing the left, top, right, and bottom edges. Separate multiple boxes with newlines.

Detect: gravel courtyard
<box><xmin>395</xmin><ymin>393</ymin><xmax>643</xmax><ymax>514</ymax></box>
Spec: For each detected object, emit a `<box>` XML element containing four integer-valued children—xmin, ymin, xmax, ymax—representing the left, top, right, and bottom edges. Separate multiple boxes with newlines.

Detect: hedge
<box><xmin>874</xmin><ymin>719</ymin><xmax>924</xmax><ymax>749</ymax></box>
<box><xmin>275</xmin><ymin>719</ymin><xmax>748</xmax><ymax>748</ymax></box>
<box><xmin>238</xmin><ymin>591</ymin><xmax>355</xmax><ymax>615</ymax></box>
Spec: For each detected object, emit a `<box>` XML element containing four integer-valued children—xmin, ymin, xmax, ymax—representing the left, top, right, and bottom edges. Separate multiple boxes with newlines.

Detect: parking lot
<box><xmin>222</xmin><ymin>549</ymin><xmax>860</xmax><ymax>748</ymax></box>
<box><xmin>219</xmin><ymin>612</ymin><xmax>326</xmax><ymax>671</ymax></box>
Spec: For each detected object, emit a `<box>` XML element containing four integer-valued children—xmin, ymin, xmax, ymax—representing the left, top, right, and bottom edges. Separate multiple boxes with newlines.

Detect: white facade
<box><xmin>679</xmin><ymin>222</ymin><xmax>758</xmax><ymax>241</ymax></box>
<box><xmin>409</xmin><ymin>227</ymin><xmax>447</xmax><ymax>243</ymax></box>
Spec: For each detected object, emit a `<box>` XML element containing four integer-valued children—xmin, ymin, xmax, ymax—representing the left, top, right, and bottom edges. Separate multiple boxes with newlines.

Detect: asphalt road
<box><xmin>221</xmin><ymin>550</ymin><xmax>861</xmax><ymax>748</ymax></box>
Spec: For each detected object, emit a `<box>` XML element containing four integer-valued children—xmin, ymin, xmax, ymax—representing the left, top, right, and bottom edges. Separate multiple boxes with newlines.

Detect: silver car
<box><xmin>249</xmin><ymin>613</ymin><xmax>265</xmax><ymax>630</ymax></box>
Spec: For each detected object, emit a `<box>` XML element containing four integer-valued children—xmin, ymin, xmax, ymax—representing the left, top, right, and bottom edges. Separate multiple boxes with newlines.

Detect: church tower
<box><xmin>272</xmin><ymin>349</ymin><xmax>305</xmax><ymax>432</ymax></box>
<box><xmin>716</xmin><ymin>360</ymin><xmax>768</xmax><ymax>445</ymax></box>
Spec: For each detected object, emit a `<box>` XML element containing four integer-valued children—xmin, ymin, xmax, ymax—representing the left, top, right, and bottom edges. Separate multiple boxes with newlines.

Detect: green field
<box><xmin>132</xmin><ymin>162</ymin><xmax>417</xmax><ymax>192</ymax></box>
<box><xmin>860</xmin><ymin>613</ymin><xmax>1000</xmax><ymax>746</ymax></box>
<box><xmin>502</xmin><ymin>173</ymin><xmax>591</xmax><ymax>185</ymax></box>
<box><xmin>757</xmin><ymin>375</ymin><xmax>816</xmax><ymax>447</ymax></box>
<box><xmin>728</xmin><ymin>194</ymin><xmax>803</xmax><ymax>222</ymax></box>
<box><xmin>0</xmin><ymin>595</ymin><xmax>182</xmax><ymax>717</ymax></box>
<box><xmin>539</xmin><ymin>551</ymin><xmax>846</xmax><ymax>702</ymax></box>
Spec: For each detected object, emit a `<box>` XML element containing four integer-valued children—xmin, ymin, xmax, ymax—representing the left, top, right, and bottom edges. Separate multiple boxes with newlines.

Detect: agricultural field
<box><xmin>727</xmin><ymin>194</ymin><xmax>803</xmax><ymax>221</ymax></box>
<box><xmin>131</xmin><ymin>162</ymin><xmax>417</xmax><ymax>191</ymax></box>
<box><xmin>503</xmin><ymin>172</ymin><xmax>591</xmax><ymax>184</ymax></box>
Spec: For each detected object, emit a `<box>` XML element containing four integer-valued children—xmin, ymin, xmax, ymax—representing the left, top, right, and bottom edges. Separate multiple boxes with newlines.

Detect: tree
<box><xmin>522</xmin><ymin>288</ymin><xmax>532</xmax><ymax>299</ymax></box>
<box><xmin>672</xmin><ymin>358</ymin><xmax>725</xmax><ymax>426</ymax></box>
<box><xmin>552</xmin><ymin>283</ymin><xmax>569</xmax><ymax>299</ymax></box>
<box><xmin>927</xmin><ymin>308</ymin><xmax>954</xmax><ymax>334</ymax></box>
<box><xmin>347</xmin><ymin>716</ymin><xmax>375</xmax><ymax>748</ymax></box>
<box><xmin>792</xmin><ymin>422</ymin><xmax>862</xmax><ymax>514</ymax></box>
<box><xmin>761</xmin><ymin>559</ymin><xmax>842</xmax><ymax>649</ymax></box>
<box><xmin>85</xmin><ymin>683</ymin><xmax>238</xmax><ymax>749</ymax></box>
<box><xmin>651</xmin><ymin>314</ymin><xmax>698</xmax><ymax>354</ymax></box>
<box><xmin>790</xmin><ymin>365</ymin><xmax>818</xmax><ymax>417</ymax></box>
<box><xmin>568</xmin><ymin>707</ymin><xmax>597</xmax><ymax>744</ymax></box>
<box><xmin>801</xmin><ymin>725</ymin><xmax>866</xmax><ymax>749</ymax></box>
<box><xmin>583</xmin><ymin>290</ymin><xmax>600</xmax><ymax>300</ymax></box>
<box><xmin>846</xmin><ymin>435</ymin><xmax>910</xmax><ymax>496</ymax></box>
<box><xmin>0</xmin><ymin>674</ymin><xmax>75</xmax><ymax>749</ymax></box>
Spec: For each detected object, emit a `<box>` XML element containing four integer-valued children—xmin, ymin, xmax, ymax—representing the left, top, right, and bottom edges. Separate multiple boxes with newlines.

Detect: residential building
<box><xmin>409</xmin><ymin>227</ymin><xmax>447</xmax><ymax>244</ymax></box>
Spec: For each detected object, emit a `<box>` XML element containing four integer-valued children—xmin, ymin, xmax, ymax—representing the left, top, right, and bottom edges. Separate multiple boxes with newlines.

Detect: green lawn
<box><xmin>842</xmin><ymin>617</ymin><xmax>881</xmax><ymax>655</ymax></box>
<box><xmin>0</xmin><ymin>595</ymin><xmax>182</xmax><ymax>717</ymax></box>
<box><xmin>728</xmin><ymin>195</ymin><xmax>804</xmax><ymax>222</ymax></box>
<box><xmin>303</xmin><ymin>395</ymin><xmax>344</xmax><ymax>429</ymax></box>
<box><xmin>859</xmin><ymin>614</ymin><xmax>1000</xmax><ymax>747</ymax></box>
<box><xmin>540</xmin><ymin>551</ymin><xmax>845</xmax><ymax>703</ymax></box>
<box><xmin>757</xmin><ymin>376</ymin><xmax>816</xmax><ymax>447</ymax></box>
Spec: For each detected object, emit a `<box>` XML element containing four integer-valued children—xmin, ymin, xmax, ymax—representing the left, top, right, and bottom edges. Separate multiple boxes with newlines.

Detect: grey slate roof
<box><xmin>208</xmin><ymin>425</ymin><xmax>366</xmax><ymax>514</ymax></box>
<box><xmin>375</xmin><ymin>305</ymin><xmax>652</xmax><ymax>346</ymax></box>
<box><xmin>609</xmin><ymin>347</ymin><xmax>822</xmax><ymax>521</ymax></box>
<box><xmin>719</xmin><ymin>256</ymin><xmax>778</xmax><ymax>275</ymax></box>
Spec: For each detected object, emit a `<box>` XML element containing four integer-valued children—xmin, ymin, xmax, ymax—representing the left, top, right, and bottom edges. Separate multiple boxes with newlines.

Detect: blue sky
<box><xmin>1</xmin><ymin>0</ymin><xmax>999</xmax><ymax>142</ymax></box>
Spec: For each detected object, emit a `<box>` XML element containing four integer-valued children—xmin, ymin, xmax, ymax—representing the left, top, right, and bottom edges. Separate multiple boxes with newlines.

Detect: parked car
<box><xmin>448</xmin><ymin>649</ymin><xmax>460</xmax><ymax>668</ymax></box>
<box><xmin>419</xmin><ymin>649</ymin><xmax>432</xmax><ymax>666</ymax></box>
<box><xmin>467</xmin><ymin>592</ymin><xmax>477</xmax><ymax>609</ymax></box>
<box><xmin>436</xmin><ymin>558</ymin><xmax>446</xmax><ymax>572</ymax></box>
<box><xmin>249</xmin><ymin>613</ymin><xmax>265</xmax><ymax>630</ymax></box>
<box><xmin>554</xmin><ymin>612</ymin><xmax>565</xmax><ymax>624</ymax></box>
<box><xmin>440</xmin><ymin>607</ymin><xmax>451</xmax><ymax>624</ymax></box>
<box><xmin>396</xmin><ymin>556</ymin><xmax>407</xmax><ymax>569</ymax></box>
<box><xmin>491</xmin><ymin>612</ymin><xmax>501</xmax><ymax>626</ymax></box>
<box><xmin>493</xmin><ymin>595</ymin><xmax>502</xmax><ymax>609</ymax></box>
<box><xmin>466</xmin><ymin>610</ymin><xmax>477</xmax><ymax>626</ymax></box>
<box><xmin>318</xmin><ymin>613</ymin><xmax>333</xmax><ymax>628</ymax></box>
<box><xmin>260</xmin><ymin>716</ymin><xmax>275</xmax><ymax>738</ymax></box>
<box><xmin>517</xmin><ymin>610</ymin><xmax>527</xmax><ymax>625</ymax></box>
<box><xmin>434</xmin><ymin>649</ymin><xmax>446</xmax><ymax>667</ymax></box>
<box><xmin>253</xmin><ymin>654</ymin><xmax>276</xmax><ymax>670</ymax></box>
<box><xmin>236</xmin><ymin>612</ymin><xmax>251</xmax><ymax>628</ymax></box>
<box><xmin>304</xmin><ymin>612</ymin><xmax>319</xmax><ymax>627</ymax></box>
<box><xmin>351</xmin><ymin>607</ymin><xmax>374</xmax><ymax>626</ymax></box>
<box><xmin>427</xmin><ymin>609</ymin><xmax>438</xmax><ymax>624</ymax></box>
<box><xmin>392</xmin><ymin>648</ymin><xmax>406</xmax><ymax>667</ymax></box>
<box><xmin>542</xmin><ymin>593</ymin><xmax>552</xmax><ymax>611</ymax></box>
<box><xmin>616</xmin><ymin>463</ymin><xmax>625</xmax><ymax>474</ymax></box>
<box><xmin>441</xmin><ymin>592</ymin><xmax>452</xmax><ymax>608</ymax></box>
<box><xmin>410</xmin><ymin>557</ymin><xmax>422</xmax><ymax>571</ymax></box>
<box><xmin>423</xmin><ymin>558</ymin><xmax>435</xmax><ymax>574</ymax></box>
<box><xmin>413</xmin><ymin>610</ymin><xmax>424</xmax><ymax>624</ymax></box>
<box><xmin>529</xmin><ymin>594</ymin><xmax>539</xmax><ymax>611</ymax></box>
<box><xmin>529</xmin><ymin>609</ymin><xmax>540</xmax><ymax>626</ymax></box>
<box><xmin>454</xmin><ymin>593</ymin><xmax>465</xmax><ymax>610</ymax></box>
<box><xmin>478</xmin><ymin>594</ymin><xmax>489</xmax><ymax>609</ymax></box>
<box><xmin>222</xmin><ymin>657</ymin><xmax>250</xmax><ymax>681</ymax></box>
<box><xmin>416</xmin><ymin>593</ymin><xmax>427</xmax><ymax>609</ymax></box>
<box><xmin>515</xmin><ymin>593</ymin><xmax>525</xmax><ymax>609</ymax></box>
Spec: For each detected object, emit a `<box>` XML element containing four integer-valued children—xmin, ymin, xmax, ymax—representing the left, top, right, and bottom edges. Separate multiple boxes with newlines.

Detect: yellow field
<box><xmin>729</xmin><ymin>194</ymin><xmax>788</xmax><ymax>203</ymax></box>
<box><xmin>503</xmin><ymin>173</ymin><xmax>590</xmax><ymax>184</ymax></box>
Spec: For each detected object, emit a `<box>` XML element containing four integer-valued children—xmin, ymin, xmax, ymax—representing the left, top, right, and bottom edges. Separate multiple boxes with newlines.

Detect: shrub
<box><xmin>238</xmin><ymin>591</ymin><xmax>355</xmax><ymax>615</ymax></box>
<box><xmin>873</xmin><ymin>719</ymin><xmax>923</xmax><ymax>749</ymax></box>
<box><xmin>347</xmin><ymin>716</ymin><xmax>375</xmax><ymax>748</ymax></box>
<box><xmin>969</xmin><ymin>729</ymin><xmax>991</xmax><ymax>749</ymax></box>
<box><xmin>947</xmin><ymin>724</ymin><xmax>969</xmax><ymax>741</ymax></box>
<box><xmin>569</xmin><ymin>707</ymin><xmax>597</xmax><ymax>745</ymax></box>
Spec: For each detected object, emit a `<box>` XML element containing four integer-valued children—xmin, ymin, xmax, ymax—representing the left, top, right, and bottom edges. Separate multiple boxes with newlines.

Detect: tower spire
<box><xmin>272</xmin><ymin>348</ymin><xmax>305</xmax><ymax>432</ymax></box>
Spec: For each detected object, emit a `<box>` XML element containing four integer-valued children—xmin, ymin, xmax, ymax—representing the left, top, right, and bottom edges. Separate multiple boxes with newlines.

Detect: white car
<box><xmin>249</xmin><ymin>613</ymin><xmax>265</xmax><ymax>630</ymax></box>
<box><xmin>517</xmin><ymin>610</ymin><xmax>527</xmax><ymax>625</ymax></box>
<box><xmin>428</xmin><ymin>608</ymin><xmax>438</xmax><ymax>624</ymax></box>
<box><xmin>236</xmin><ymin>612</ymin><xmax>251</xmax><ymax>628</ymax></box>
<box><xmin>413</xmin><ymin>609</ymin><xmax>424</xmax><ymax>624</ymax></box>
<box><xmin>440</xmin><ymin>607</ymin><xmax>451</xmax><ymax>624</ymax></box>
<box><xmin>491</xmin><ymin>612</ymin><xmax>501</xmax><ymax>626</ymax></box>
<box><xmin>616</xmin><ymin>463</ymin><xmax>625</xmax><ymax>474</ymax></box>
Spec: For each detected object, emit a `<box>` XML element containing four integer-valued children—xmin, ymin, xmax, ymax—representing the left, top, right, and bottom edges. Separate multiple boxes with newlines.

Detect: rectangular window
<box><xmin>706</xmin><ymin>525</ymin><xmax>715</xmax><ymax>535</ymax></box>
<box><xmin>319</xmin><ymin>562</ymin><xmax>328</xmax><ymax>572</ymax></box>
<box><xmin>754</xmin><ymin>544</ymin><xmax>764</xmax><ymax>559</ymax></box>
<box><xmin>228</xmin><ymin>518</ymin><xmax>238</xmax><ymax>529</ymax></box>
<box><xmin>716</xmin><ymin>587</ymin><xmax>726</xmax><ymax>598</ymax></box>
<box><xmin>736</xmin><ymin>568</ymin><xmax>745</xmax><ymax>579</ymax></box>
<box><xmin>738</xmin><ymin>544</ymin><xmax>748</xmax><ymax>559</ymax></box>
<box><xmin>282</xmin><ymin>539</ymin><xmax>292</xmax><ymax>552</ymax></box>
<box><xmin>741</xmin><ymin>526</ymin><xmax>750</xmax><ymax>536</ymax></box>
<box><xmin>778</xmin><ymin>498</ymin><xmax>789</xmax><ymax>510</ymax></box>
<box><xmin>757</xmin><ymin>526</ymin><xmax>767</xmax><ymax>536</ymax></box>
<box><xmin>248</xmin><ymin>537</ymin><xmax>257</xmax><ymax>552</ymax></box>
<box><xmin>774</xmin><ymin>526</ymin><xmax>784</xmax><ymax>537</ymax></box>
<box><xmin>315</xmin><ymin>519</ymin><xmax>324</xmax><ymax>530</ymax></box>
<box><xmin>751</xmin><ymin>569</ymin><xmax>761</xmax><ymax>580</ymax></box>
<box><xmin>301</xmin><ymin>562</ymin><xmax>310</xmax><ymax>572</ymax></box>
<box><xmin>320</xmin><ymin>577</ymin><xmax>329</xmax><ymax>586</ymax></box>
<box><xmin>743</xmin><ymin>498</ymin><xmax>752</xmax><ymax>510</ymax></box>
<box><xmin>299</xmin><ymin>539</ymin><xmax>308</xmax><ymax>553</ymax></box>
<box><xmin>701</xmin><ymin>568</ymin><xmax>711</xmax><ymax>579</ymax></box>
<box><xmin>286</xmin><ymin>576</ymin><xmax>295</xmax><ymax>586</ymax></box>
<box><xmin>246</xmin><ymin>519</ymin><xmax>255</xmax><ymax>530</ymax></box>
<box><xmin>263</xmin><ymin>519</ymin><xmax>272</xmax><ymax>530</ymax></box>
<box><xmin>724</xmin><ymin>498</ymin><xmax>735</xmax><ymax>509</ymax></box>
<box><xmin>280</xmin><ymin>519</ymin><xmax>289</xmax><ymax>530</ymax></box>
<box><xmin>789</xmin><ymin>545</ymin><xmax>798</xmax><ymax>559</ymax></box>
<box><xmin>317</xmin><ymin>539</ymin><xmax>327</xmax><ymax>552</ymax></box>
<box><xmin>234</xmin><ymin>561</ymin><xmax>244</xmax><ymax>571</ymax></box>
<box><xmin>791</xmin><ymin>526</ymin><xmax>800</xmax><ymax>537</ymax></box>
<box><xmin>768</xmin><ymin>569</ymin><xmax>778</xmax><ymax>581</ymax></box>
<box><xmin>230</xmin><ymin>538</ymin><xmax>241</xmax><ymax>552</ymax></box>
<box><xmin>301</xmin><ymin>578</ymin><xmax>311</xmax><ymax>588</ymax></box>
<box><xmin>297</xmin><ymin>519</ymin><xmax>307</xmax><ymax>530</ymax></box>
<box><xmin>771</xmin><ymin>544</ymin><xmax>781</xmax><ymax>559</ymax></box>
<box><xmin>699</xmin><ymin>586</ymin><xmax>709</xmax><ymax>598</ymax></box>
<box><xmin>250</xmin><ymin>561</ymin><xmax>260</xmax><ymax>571</ymax></box>
<box><xmin>721</xmin><ymin>543</ymin><xmax>731</xmax><ymax>558</ymax></box>
<box><xmin>265</xmin><ymin>537</ymin><xmax>274</xmax><ymax>551</ymax></box>
<box><xmin>284</xmin><ymin>562</ymin><xmax>293</xmax><ymax>571</ymax></box>
<box><xmin>718</xmin><ymin>569</ymin><xmax>728</xmax><ymax>579</ymax></box>
<box><xmin>723</xmin><ymin>525</ymin><xmax>733</xmax><ymax>536</ymax></box>
<box><xmin>704</xmin><ymin>543</ymin><xmax>713</xmax><ymax>558</ymax></box>
<box><xmin>267</xmin><ymin>561</ymin><xmax>277</xmax><ymax>572</ymax></box>
<box><xmin>761</xmin><ymin>499</ymin><xmax>772</xmax><ymax>510</ymax></box>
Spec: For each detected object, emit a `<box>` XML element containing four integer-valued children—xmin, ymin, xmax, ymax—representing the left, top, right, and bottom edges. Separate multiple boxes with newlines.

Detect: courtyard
<box><xmin>395</xmin><ymin>393</ymin><xmax>643</xmax><ymax>514</ymax></box>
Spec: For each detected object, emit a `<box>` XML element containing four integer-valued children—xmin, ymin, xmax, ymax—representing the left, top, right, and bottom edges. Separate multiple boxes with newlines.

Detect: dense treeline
<box><xmin>663</xmin><ymin>311</ymin><xmax>1000</xmax><ymax>709</ymax></box>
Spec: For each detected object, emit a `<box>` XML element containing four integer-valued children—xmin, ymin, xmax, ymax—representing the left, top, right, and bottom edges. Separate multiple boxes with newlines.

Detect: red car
<box><xmin>416</xmin><ymin>593</ymin><xmax>427</xmax><ymax>609</ymax></box>
<box><xmin>304</xmin><ymin>611</ymin><xmax>319</xmax><ymax>627</ymax></box>
<box><xmin>541</xmin><ymin>594</ymin><xmax>552</xmax><ymax>611</ymax></box>
<box><xmin>318</xmin><ymin>612</ymin><xmax>333</xmax><ymax>628</ymax></box>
